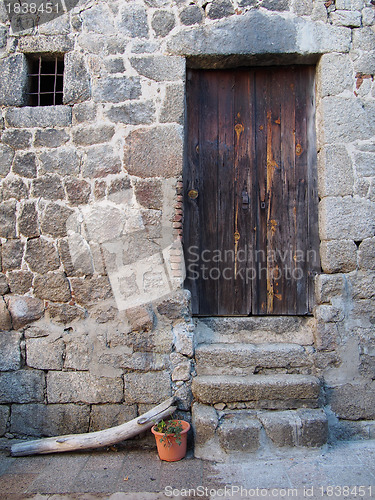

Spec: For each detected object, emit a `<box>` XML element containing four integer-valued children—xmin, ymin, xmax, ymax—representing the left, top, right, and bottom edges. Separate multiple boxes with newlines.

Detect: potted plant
<box><xmin>151</xmin><ymin>419</ymin><xmax>190</xmax><ymax>462</ymax></box>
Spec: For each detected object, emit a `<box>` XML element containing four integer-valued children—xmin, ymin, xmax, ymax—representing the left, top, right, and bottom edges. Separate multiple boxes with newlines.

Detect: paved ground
<box><xmin>0</xmin><ymin>439</ymin><xmax>375</xmax><ymax>499</ymax></box>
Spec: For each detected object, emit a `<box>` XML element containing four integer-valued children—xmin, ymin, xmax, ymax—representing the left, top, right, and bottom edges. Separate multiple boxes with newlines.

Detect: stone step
<box><xmin>192</xmin><ymin>374</ymin><xmax>321</xmax><ymax>410</ymax></box>
<box><xmin>192</xmin><ymin>403</ymin><xmax>328</xmax><ymax>461</ymax></box>
<box><xmin>195</xmin><ymin>342</ymin><xmax>315</xmax><ymax>375</ymax></box>
<box><xmin>195</xmin><ymin>316</ymin><xmax>314</xmax><ymax>346</ymax></box>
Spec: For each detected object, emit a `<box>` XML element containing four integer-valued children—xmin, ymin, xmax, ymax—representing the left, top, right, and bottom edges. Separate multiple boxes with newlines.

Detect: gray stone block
<box><xmin>349</xmin><ymin>271</ymin><xmax>375</xmax><ymax>300</ymax></box>
<box><xmin>192</xmin><ymin>402</ymin><xmax>218</xmax><ymax>445</ymax></box>
<box><xmin>320</xmin><ymin>240</ymin><xmax>357</xmax><ymax>274</ymax></box>
<box><xmin>0</xmin><ymin>201</ymin><xmax>17</xmax><ymax>238</ymax></box>
<box><xmin>58</xmin><ymin>236</ymin><xmax>94</xmax><ymax>277</ymax></box>
<box><xmin>351</xmin><ymin>50</ymin><xmax>375</xmax><ymax>74</ymax></box>
<box><xmin>160</xmin><ymin>84</ymin><xmax>184</xmax><ymax>124</ymax></box>
<box><xmin>117</xmin><ymin>4</ymin><xmax>149</xmax><ymax>38</ymax></box>
<box><xmin>72</xmin><ymin>125</ymin><xmax>115</xmax><ymax>146</ymax></box>
<box><xmin>70</xmin><ymin>276</ymin><xmax>113</xmax><ymax>307</ymax></box>
<box><xmin>105</xmin><ymin>102</ymin><xmax>155</xmax><ymax>125</ymax></box>
<box><xmin>152</xmin><ymin>10</ymin><xmax>175</xmax><ymax>36</ymax></box>
<box><xmin>2</xmin><ymin>129</ymin><xmax>32</xmax><ymax>150</ymax></box>
<box><xmin>330</xmin><ymin>10</ymin><xmax>361</xmax><ymax>27</ymax></box>
<box><xmin>0</xmin><ymin>299</ymin><xmax>12</xmax><ymax>331</ymax></box>
<box><xmin>315</xmin><ymin>274</ymin><xmax>345</xmax><ymax>304</ymax></box>
<box><xmin>0</xmin><ymin>145</ymin><xmax>14</xmax><ymax>178</ymax></box>
<box><xmin>0</xmin><ymin>274</ymin><xmax>9</xmax><ymax>295</ymax></box>
<box><xmin>18</xmin><ymin>35</ymin><xmax>73</xmax><ymax>53</ymax></box>
<box><xmin>12</xmin><ymin>152</ymin><xmax>38</xmax><ymax>178</ymax></box>
<box><xmin>6</xmin><ymin>295</ymin><xmax>45</xmax><ymax>330</ymax></box>
<box><xmin>65</xmin><ymin>178</ymin><xmax>91</xmax><ymax>206</ymax></box>
<box><xmin>5</xmin><ymin>106</ymin><xmax>72</xmax><ymax>128</ymax></box>
<box><xmin>124</xmin><ymin>125</ymin><xmax>183</xmax><ymax>178</ymax></box>
<box><xmin>89</xmin><ymin>404</ymin><xmax>137</xmax><ymax>431</ymax></box>
<box><xmin>64</xmin><ymin>335</ymin><xmax>91</xmax><ymax>370</ymax></box>
<box><xmin>259</xmin><ymin>410</ymin><xmax>298</xmax><ymax>447</ymax></box>
<box><xmin>319</xmin><ymin>197</ymin><xmax>375</xmax><ymax>241</ymax></box>
<box><xmin>7</xmin><ymin>271</ymin><xmax>33</xmax><ymax>295</ymax></box>
<box><xmin>173</xmin><ymin>322</ymin><xmax>194</xmax><ymax>357</ymax></box>
<box><xmin>48</xmin><ymin>303</ymin><xmax>85</xmax><ymax>324</ymax></box>
<box><xmin>39</xmin><ymin>148</ymin><xmax>80</xmax><ymax>176</ymax></box>
<box><xmin>179</xmin><ymin>5</ymin><xmax>203</xmax><ymax>25</ymax></box>
<box><xmin>354</xmin><ymin>151</ymin><xmax>375</xmax><ymax>177</ymax></box>
<box><xmin>72</xmin><ymin>102</ymin><xmax>97</xmax><ymax>124</ymax></box>
<box><xmin>83</xmin><ymin>144</ymin><xmax>122</xmax><ymax>178</ymax></box>
<box><xmin>359</xmin><ymin>238</ymin><xmax>375</xmax><ymax>270</ymax></box>
<box><xmin>18</xmin><ymin>201</ymin><xmax>40</xmax><ymax>238</ymax></box>
<box><xmin>10</xmin><ymin>403</ymin><xmax>90</xmax><ymax>437</ymax></box>
<box><xmin>318</xmin><ymin>54</ymin><xmax>354</xmax><ymax>98</ymax></box>
<box><xmin>1</xmin><ymin>240</ymin><xmax>24</xmax><ymax>271</ymax></box>
<box><xmin>2</xmin><ymin>177</ymin><xmax>28</xmax><ymax>202</ymax></box>
<box><xmin>124</xmin><ymin>371</ymin><xmax>171</xmax><ymax>404</ymax></box>
<box><xmin>33</xmin><ymin>272</ymin><xmax>71</xmax><ymax>303</ymax></box>
<box><xmin>47</xmin><ymin>372</ymin><xmax>123</xmax><ymax>404</ymax></box>
<box><xmin>218</xmin><ymin>414</ymin><xmax>261</xmax><ymax>452</ymax></box>
<box><xmin>93</xmin><ymin>76</ymin><xmax>141</xmax><ymax>103</ymax></box>
<box><xmin>0</xmin><ymin>405</ymin><xmax>9</xmax><ymax>436</ymax></box>
<box><xmin>25</xmin><ymin>237</ymin><xmax>60</xmax><ymax>274</ymax></box>
<box><xmin>130</xmin><ymin>56</ymin><xmax>185</xmax><ymax>82</ymax></box>
<box><xmin>26</xmin><ymin>336</ymin><xmax>64</xmax><ymax>370</ymax></box>
<box><xmin>31</xmin><ymin>174</ymin><xmax>65</xmax><ymax>200</ymax></box>
<box><xmin>81</xmin><ymin>3</ymin><xmax>115</xmax><ymax>34</ymax></box>
<box><xmin>0</xmin><ymin>55</ymin><xmax>28</xmax><ymax>106</ymax></box>
<box><xmin>40</xmin><ymin>203</ymin><xmax>74</xmax><ymax>238</ymax></box>
<box><xmin>318</xmin><ymin>144</ymin><xmax>354</xmax><ymax>197</ymax></box>
<box><xmin>329</xmin><ymin>383</ymin><xmax>375</xmax><ymax>420</ymax></box>
<box><xmin>63</xmin><ymin>52</ymin><xmax>91</xmax><ymax>104</ymax></box>
<box><xmin>207</xmin><ymin>0</ymin><xmax>234</xmax><ymax>19</ymax></box>
<box><xmin>0</xmin><ymin>370</ymin><xmax>45</xmax><ymax>403</ymax></box>
<box><xmin>297</xmin><ymin>409</ymin><xmax>328</xmax><ymax>447</ymax></box>
<box><xmin>0</xmin><ymin>332</ymin><xmax>22</xmax><ymax>371</ymax></box>
<box><xmin>34</xmin><ymin>128</ymin><xmax>69</xmax><ymax>148</ymax></box>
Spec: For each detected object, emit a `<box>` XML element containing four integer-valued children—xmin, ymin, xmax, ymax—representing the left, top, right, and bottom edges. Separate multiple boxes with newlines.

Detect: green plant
<box><xmin>153</xmin><ymin>419</ymin><xmax>183</xmax><ymax>447</ymax></box>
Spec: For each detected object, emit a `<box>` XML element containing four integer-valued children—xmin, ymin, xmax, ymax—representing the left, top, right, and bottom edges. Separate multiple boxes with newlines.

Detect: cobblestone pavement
<box><xmin>0</xmin><ymin>440</ymin><xmax>375</xmax><ymax>500</ymax></box>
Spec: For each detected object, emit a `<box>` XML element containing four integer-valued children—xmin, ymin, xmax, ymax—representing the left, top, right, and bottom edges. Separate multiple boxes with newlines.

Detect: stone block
<box><xmin>0</xmin><ymin>145</ymin><xmax>14</xmax><ymax>178</ymax></box>
<box><xmin>0</xmin><ymin>299</ymin><xmax>12</xmax><ymax>331</ymax></box>
<box><xmin>5</xmin><ymin>106</ymin><xmax>72</xmax><ymax>128</ymax></box>
<box><xmin>58</xmin><ymin>236</ymin><xmax>94</xmax><ymax>277</ymax></box>
<box><xmin>47</xmin><ymin>372</ymin><xmax>123</xmax><ymax>404</ymax></box>
<box><xmin>26</xmin><ymin>336</ymin><xmax>64</xmax><ymax>370</ymax></box>
<box><xmin>0</xmin><ymin>406</ymin><xmax>9</xmax><ymax>436</ymax></box>
<box><xmin>218</xmin><ymin>414</ymin><xmax>261</xmax><ymax>452</ymax></box>
<box><xmin>64</xmin><ymin>335</ymin><xmax>91</xmax><ymax>370</ymax></box>
<box><xmin>93</xmin><ymin>76</ymin><xmax>141</xmax><ymax>103</ymax></box>
<box><xmin>157</xmin><ymin>291</ymin><xmax>191</xmax><ymax>321</ymax></box>
<box><xmin>108</xmin><ymin>177</ymin><xmax>132</xmax><ymax>204</ymax></box>
<box><xmin>83</xmin><ymin>204</ymin><xmax>126</xmax><ymax>244</ymax></box>
<box><xmin>359</xmin><ymin>238</ymin><xmax>375</xmax><ymax>270</ymax></box>
<box><xmin>126</xmin><ymin>305</ymin><xmax>154</xmax><ymax>333</ymax></box>
<box><xmin>117</xmin><ymin>4</ymin><xmax>149</xmax><ymax>38</ymax></box>
<box><xmin>1</xmin><ymin>240</ymin><xmax>24</xmax><ymax>271</ymax></box>
<box><xmin>318</xmin><ymin>145</ymin><xmax>353</xmax><ymax>197</ymax></box>
<box><xmin>34</xmin><ymin>128</ymin><xmax>70</xmax><ymax>148</ymax></box>
<box><xmin>329</xmin><ymin>383</ymin><xmax>375</xmax><ymax>420</ymax></box>
<box><xmin>315</xmin><ymin>274</ymin><xmax>344</xmax><ymax>304</ymax></box>
<box><xmin>7</xmin><ymin>271</ymin><xmax>33</xmax><ymax>295</ymax></box>
<box><xmin>18</xmin><ymin>35</ymin><xmax>73</xmax><ymax>53</ymax></box>
<box><xmin>81</xmin><ymin>3</ymin><xmax>115</xmax><ymax>34</ymax></box>
<box><xmin>0</xmin><ymin>331</ymin><xmax>21</xmax><ymax>370</ymax></box>
<box><xmin>72</xmin><ymin>125</ymin><xmax>115</xmax><ymax>146</ymax></box>
<box><xmin>12</xmin><ymin>152</ymin><xmax>38</xmax><ymax>178</ymax></box>
<box><xmin>63</xmin><ymin>52</ymin><xmax>91</xmax><ymax>104</ymax></box>
<box><xmin>39</xmin><ymin>148</ymin><xmax>81</xmax><ymax>176</ymax></box>
<box><xmin>362</xmin><ymin>7</ymin><xmax>375</xmax><ymax>26</ymax></box>
<box><xmin>0</xmin><ymin>55</ymin><xmax>28</xmax><ymax>106</ymax></box>
<box><xmin>160</xmin><ymin>84</ymin><xmax>184</xmax><ymax>124</ymax></box>
<box><xmin>6</xmin><ymin>295</ymin><xmax>45</xmax><ymax>330</ymax></box>
<box><xmin>173</xmin><ymin>322</ymin><xmax>194</xmax><ymax>357</ymax></box>
<box><xmin>192</xmin><ymin>402</ymin><xmax>218</xmax><ymax>445</ymax></box>
<box><xmin>124</xmin><ymin>371</ymin><xmax>171</xmax><ymax>404</ymax></box>
<box><xmin>32</xmin><ymin>174</ymin><xmax>65</xmax><ymax>200</ymax></box>
<box><xmin>72</xmin><ymin>102</ymin><xmax>97</xmax><ymax>124</ymax></box>
<box><xmin>0</xmin><ymin>274</ymin><xmax>8</xmax><ymax>295</ymax></box>
<box><xmin>319</xmin><ymin>197</ymin><xmax>375</xmax><ymax>241</ymax></box>
<box><xmin>18</xmin><ymin>201</ymin><xmax>39</xmax><ymax>238</ymax></box>
<box><xmin>25</xmin><ymin>237</ymin><xmax>60</xmax><ymax>274</ymax></box>
<box><xmin>259</xmin><ymin>410</ymin><xmax>298</xmax><ymax>447</ymax></box>
<box><xmin>105</xmin><ymin>102</ymin><xmax>155</xmax><ymax>125</ymax></box>
<box><xmin>172</xmin><ymin>360</ymin><xmax>191</xmax><ymax>382</ymax></box>
<box><xmin>2</xmin><ymin>129</ymin><xmax>32</xmax><ymax>150</ymax></box>
<box><xmin>48</xmin><ymin>303</ymin><xmax>85</xmax><ymax>324</ymax></box>
<box><xmin>315</xmin><ymin>319</ymin><xmax>339</xmax><ymax>351</ymax></box>
<box><xmin>10</xmin><ymin>403</ymin><xmax>90</xmax><ymax>437</ymax></box>
<box><xmin>134</xmin><ymin>179</ymin><xmax>163</xmax><ymax>210</ymax></box>
<box><xmin>152</xmin><ymin>10</ymin><xmax>175</xmax><ymax>37</ymax></box>
<box><xmin>321</xmin><ymin>97</ymin><xmax>375</xmax><ymax>144</ymax></box>
<box><xmin>105</xmin><ymin>58</ymin><xmax>125</xmax><ymax>74</ymax></box>
<box><xmin>2</xmin><ymin>177</ymin><xmax>28</xmax><ymax>201</ymax></box>
<box><xmin>330</xmin><ymin>10</ymin><xmax>361</xmax><ymax>26</ymax></box>
<box><xmin>0</xmin><ymin>370</ymin><xmax>45</xmax><ymax>403</ymax></box>
<box><xmin>351</xmin><ymin>51</ymin><xmax>375</xmax><ymax>74</ymax></box>
<box><xmin>124</xmin><ymin>125</ymin><xmax>183</xmax><ymax>178</ymax></box>
<box><xmin>320</xmin><ymin>240</ymin><xmax>357</xmax><ymax>273</ymax></box>
<box><xmin>130</xmin><ymin>56</ymin><xmax>185</xmax><ymax>82</ymax></box>
<box><xmin>65</xmin><ymin>178</ymin><xmax>91</xmax><ymax>206</ymax></box>
<box><xmin>298</xmin><ymin>409</ymin><xmax>328</xmax><ymax>447</ymax></box>
<box><xmin>349</xmin><ymin>272</ymin><xmax>375</xmax><ymax>300</ymax></box>
<box><xmin>354</xmin><ymin>151</ymin><xmax>375</xmax><ymax>177</ymax></box>
<box><xmin>40</xmin><ymin>203</ymin><xmax>74</xmax><ymax>238</ymax></box>
<box><xmin>70</xmin><ymin>276</ymin><xmax>113</xmax><ymax>307</ymax></box>
<box><xmin>179</xmin><ymin>5</ymin><xmax>203</xmax><ymax>25</ymax></box>
<box><xmin>83</xmin><ymin>145</ymin><xmax>122</xmax><ymax>178</ymax></box>
<box><xmin>89</xmin><ymin>404</ymin><xmax>137</xmax><ymax>431</ymax></box>
<box><xmin>33</xmin><ymin>272</ymin><xmax>71</xmax><ymax>303</ymax></box>
<box><xmin>207</xmin><ymin>0</ymin><xmax>234</xmax><ymax>19</ymax></box>
<box><xmin>0</xmin><ymin>200</ymin><xmax>17</xmax><ymax>238</ymax></box>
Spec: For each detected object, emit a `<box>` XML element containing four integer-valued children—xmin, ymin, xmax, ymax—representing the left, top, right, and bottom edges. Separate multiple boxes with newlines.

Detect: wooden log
<box><xmin>11</xmin><ymin>397</ymin><xmax>177</xmax><ymax>457</ymax></box>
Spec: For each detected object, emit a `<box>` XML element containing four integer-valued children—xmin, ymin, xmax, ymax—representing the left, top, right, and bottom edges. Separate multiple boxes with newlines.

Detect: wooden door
<box><xmin>184</xmin><ymin>66</ymin><xmax>319</xmax><ymax>316</ymax></box>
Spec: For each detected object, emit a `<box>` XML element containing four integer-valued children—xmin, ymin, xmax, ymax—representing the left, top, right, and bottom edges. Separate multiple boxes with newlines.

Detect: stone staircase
<box><xmin>191</xmin><ymin>317</ymin><xmax>328</xmax><ymax>461</ymax></box>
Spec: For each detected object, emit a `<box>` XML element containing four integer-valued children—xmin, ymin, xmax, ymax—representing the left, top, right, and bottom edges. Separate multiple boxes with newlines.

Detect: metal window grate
<box><xmin>27</xmin><ymin>55</ymin><xmax>64</xmax><ymax>106</ymax></box>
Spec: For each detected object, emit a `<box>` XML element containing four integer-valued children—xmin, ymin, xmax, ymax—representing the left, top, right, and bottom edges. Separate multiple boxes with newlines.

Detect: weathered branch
<box><xmin>11</xmin><ymin>397</ymin><xmax>177</xmax><ymax>457</ymax></box>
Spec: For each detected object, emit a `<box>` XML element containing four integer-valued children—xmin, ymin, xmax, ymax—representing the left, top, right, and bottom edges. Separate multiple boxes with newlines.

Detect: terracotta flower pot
<box><xmin>151</xmin><ymin>420</ymin><xmax>190</xmax><ymax>462</ymax></box>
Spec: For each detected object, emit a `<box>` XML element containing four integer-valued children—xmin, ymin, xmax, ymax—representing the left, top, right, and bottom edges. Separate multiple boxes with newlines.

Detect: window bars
<box><xmin>27</xmin><ymin>55</ymin><xmax>64</xmax><ymax>106</ymax></box>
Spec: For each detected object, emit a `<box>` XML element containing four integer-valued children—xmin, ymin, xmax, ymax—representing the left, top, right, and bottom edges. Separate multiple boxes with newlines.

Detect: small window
<box><xmin>27</xmin><ymin>55</ymin><xmax>64</xmax><ymax>106</ymax></box>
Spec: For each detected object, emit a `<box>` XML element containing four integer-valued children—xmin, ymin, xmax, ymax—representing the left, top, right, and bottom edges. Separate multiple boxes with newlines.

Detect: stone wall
<box><xmin>0</xmin><ymin>0</ymin><xmax>374</xmax><ymax>441</ymax></box>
